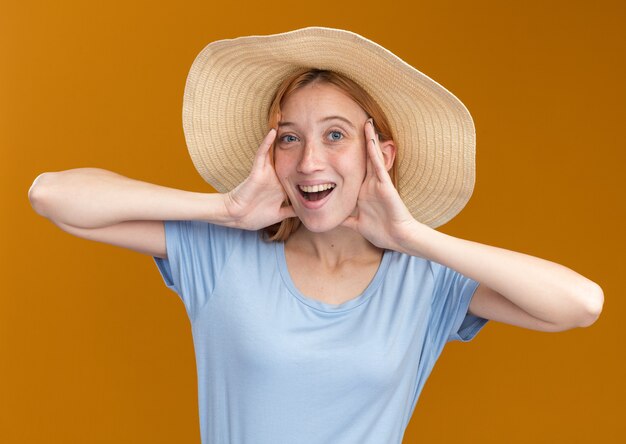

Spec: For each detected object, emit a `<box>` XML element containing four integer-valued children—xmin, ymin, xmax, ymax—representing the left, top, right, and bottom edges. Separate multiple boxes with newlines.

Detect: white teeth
<box><xmin>298</xmin><ymin>183</ymin><xmax>336</xmax><ymax>193</ymax></box>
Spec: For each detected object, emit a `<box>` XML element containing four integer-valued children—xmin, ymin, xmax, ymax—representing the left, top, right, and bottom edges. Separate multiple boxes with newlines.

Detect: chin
<box><xmin>296</xmin><ymin>205</ymin><xmax>357</xmax><ymax>233</ymax></box>
<box><xmin>296</xmin><ymin>213</ymin><xmax>346</xmax><ymax>233</ymax></box>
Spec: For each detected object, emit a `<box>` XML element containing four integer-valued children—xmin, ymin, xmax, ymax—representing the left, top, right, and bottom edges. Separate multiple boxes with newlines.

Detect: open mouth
<box><xmin>298</xmin><ymin>183</ymin><xmax>336</xmax><ymax>201</ymax></box>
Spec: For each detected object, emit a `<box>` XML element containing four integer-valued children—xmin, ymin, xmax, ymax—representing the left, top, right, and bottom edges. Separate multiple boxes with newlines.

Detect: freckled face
<box><xmin>274</xmin><ymin>82</ymin><xmax>369</xmax><ymax>232</ymax></box>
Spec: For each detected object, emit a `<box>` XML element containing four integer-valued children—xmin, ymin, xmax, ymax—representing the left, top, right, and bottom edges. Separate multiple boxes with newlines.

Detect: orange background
<box><xmin>2</xmin><ymin>0</ymin><xmax>624</xmax><ymax>442</ymax></box>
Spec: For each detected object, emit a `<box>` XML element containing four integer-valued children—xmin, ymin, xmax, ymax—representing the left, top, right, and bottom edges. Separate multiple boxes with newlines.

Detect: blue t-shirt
<box><xmin>154</xmin><ymin>221</ymin><xmax>488</xmax><ymax>444</ymax></box>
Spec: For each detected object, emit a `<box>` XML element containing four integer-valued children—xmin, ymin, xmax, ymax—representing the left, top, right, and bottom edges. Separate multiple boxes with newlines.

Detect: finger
<box><xmin>365</xmin><ymin>142</ymin><xmax>374</xmax><ymax>179</ymax></box>
<box><xmin>363</xmin><ymin>119</ymin><xmax>378</xmax><ymax>179</ymax></box>
<box><xmin>364</xmin><ymin>117</ymin><xmax>375</xmax><ymax>136</ymax></box>
<box><xmin>366</xmin><ymin>133</ymin><xmax>388</xmax><ymax>181</ymax></box>
<box><xmin>364</xmin><ymin>119</ymin><xmax>384</xmax><ymax>162</ymax></box>
<box><xmin>279</xmin><ymin>204</ymin><xmax>296</xmax><ymax>220</ymax></box>
<box><xmin>253</xmin><ymin>128</ymin><xmax>277</xmax><ymax>169</ymax></box>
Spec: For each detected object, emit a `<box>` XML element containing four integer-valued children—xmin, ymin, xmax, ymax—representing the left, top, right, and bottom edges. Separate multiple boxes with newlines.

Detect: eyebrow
<box><xmin>277</xmin><ymin>115</ymin><xmax>356</xmax><ymax>130</ymax></box>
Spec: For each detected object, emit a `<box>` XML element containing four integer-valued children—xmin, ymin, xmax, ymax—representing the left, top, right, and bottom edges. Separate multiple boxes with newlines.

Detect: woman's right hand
<box><xmin>27</xmin><ymin>129</ymin><xmax>295</xmax><ymax>258</ymax></box>
<box><xmin>221</xmin><ymin>128</ymin><xmax>295</xmax><ymax>230</ymax></box>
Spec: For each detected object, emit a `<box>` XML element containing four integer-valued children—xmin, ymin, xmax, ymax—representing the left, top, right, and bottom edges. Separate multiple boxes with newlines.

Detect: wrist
<box><xmin>393</xmin><ymin>219</ymin><xmax>440</xmax><ymax>258</ymax></box>
<box><xmin>204</xmin><ymin>192</ymin><xmax>234</xmax><ymax>226</ymax></box>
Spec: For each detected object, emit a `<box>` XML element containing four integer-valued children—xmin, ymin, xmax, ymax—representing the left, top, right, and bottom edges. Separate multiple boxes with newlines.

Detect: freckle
<box><xmin>331</xmin><ymin>244</ymin><xmax>335</xmax><ymax>248</ymax></box>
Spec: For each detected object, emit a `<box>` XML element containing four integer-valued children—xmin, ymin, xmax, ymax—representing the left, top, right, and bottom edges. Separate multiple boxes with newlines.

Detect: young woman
<box><xmin>28</xmin><ymin>28</ymin><xmax>603</xmax><ymax>443</ymax></box>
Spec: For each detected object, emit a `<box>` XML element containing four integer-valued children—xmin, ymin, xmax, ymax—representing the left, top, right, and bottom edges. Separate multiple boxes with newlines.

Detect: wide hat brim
<box><xmin>182</xmin><ymin>27</ymin><xmax>475</xmax><ymax>228</ymax></box>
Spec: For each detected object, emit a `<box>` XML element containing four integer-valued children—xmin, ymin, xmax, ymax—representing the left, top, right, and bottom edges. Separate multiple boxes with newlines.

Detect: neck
<box><xmin>286</xmin><ymin>225</ymin><xmax>382</xmax><ymax>266</ymax></box>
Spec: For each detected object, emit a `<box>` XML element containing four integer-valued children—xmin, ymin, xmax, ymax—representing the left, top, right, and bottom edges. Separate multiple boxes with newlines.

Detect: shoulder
<box><xmin>387</xmin><ymin>250</ymin><xmax>436</xmax><ymax>274</ymax></box>
<box><xmin>384</xmin><ymin>252</ymin><xmax>468</xmax><ymax>298</ymax></box>
<box><xmin>163</xmin><ymin>221</ymin><xmax>267</xmax><ymax>256</ymax></box>
<box><xmin>382</xmin><ymin>250</ymin><xmax>437</xmax><ymax>289</ymax></box>
<box><xmin>165</xmin><ymin>220</ymin><xmax>251</xmax><ymax>241</ymax></box>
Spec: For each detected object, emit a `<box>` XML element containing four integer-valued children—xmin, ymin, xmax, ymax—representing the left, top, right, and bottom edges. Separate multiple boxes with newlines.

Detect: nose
<box><xmin>296</xmin><ymin>142</ymin><xmax>324</xmax><ymax>174</ymax></box>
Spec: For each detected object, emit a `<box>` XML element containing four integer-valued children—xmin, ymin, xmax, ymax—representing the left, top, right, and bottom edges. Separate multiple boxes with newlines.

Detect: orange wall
<box><xmin>2</xmin><ymin>0</ymin><xmax>624</xmax><ymax>442</ymax></box>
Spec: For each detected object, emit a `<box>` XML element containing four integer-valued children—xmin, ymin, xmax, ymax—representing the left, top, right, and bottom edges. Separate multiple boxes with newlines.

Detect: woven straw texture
<box><xmin>182</xmin><ymin>27</ymin><xmax>475</xmax><ymax>228</ymax></box>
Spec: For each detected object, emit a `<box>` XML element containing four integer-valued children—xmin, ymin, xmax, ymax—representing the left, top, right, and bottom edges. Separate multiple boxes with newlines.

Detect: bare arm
<box><xmin>28</xmin><ymin>130</ymin><xmax>295</xmax><ymax>259</ymax></box>
<box><xmin>404</xmin><ymin>224</ymin><xmax>604</xmax><ymax>330</ymax></box>
<box><xmin>343</xmin><ymin>119</ymin><xmax>603</xmax><ymax>331</ymax></box>
<box><xmin>28</xmin><ymin>168</ymin><xmax>224</xmax><ymax>258</ymax></box>
<box><xmin>28</xmin><ymin>168</ymin><xmax>225</xmax><ymax>229</ymax></box>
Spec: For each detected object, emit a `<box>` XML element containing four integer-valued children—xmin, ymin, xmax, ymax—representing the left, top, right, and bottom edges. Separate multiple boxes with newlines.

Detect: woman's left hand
<box><xmin>341</xmin><ymin>119</ymin><xmax>419</xmax><ymax>252</ymax></box>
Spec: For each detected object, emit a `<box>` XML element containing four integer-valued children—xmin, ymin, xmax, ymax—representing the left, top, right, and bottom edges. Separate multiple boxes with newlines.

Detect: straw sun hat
<box><xmin>182</xmin><ymin>27</ymin><xmax>475</xmax><ymax>228</ymax></box>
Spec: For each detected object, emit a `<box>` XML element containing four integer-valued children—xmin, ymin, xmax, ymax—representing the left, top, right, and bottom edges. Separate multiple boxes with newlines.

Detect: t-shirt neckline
<box><xmin>275</xmin><ymin>240</ymin><xmax>391</xmax><ymax>313</ymax></box>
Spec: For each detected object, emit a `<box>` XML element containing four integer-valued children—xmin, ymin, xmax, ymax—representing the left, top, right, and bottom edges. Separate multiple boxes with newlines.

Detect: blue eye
<box><xmin>328</xmin><ymin>131</ymin><xmax>344</xmax><ymax>141</ymax></box>
<box><xmin>280</xmin><ymin>134</ymin><xmax>298</xmax><ymax>143</ymax></box>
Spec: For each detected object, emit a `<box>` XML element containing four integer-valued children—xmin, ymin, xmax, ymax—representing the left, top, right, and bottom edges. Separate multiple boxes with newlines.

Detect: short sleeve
<box><xmin>429</xmin><ymin>261</ymin><xmax>489</xmax><ymax>344</ymax></box>
<box><xmin>153</xmin><ymin>220</ymin><xmax>242</xmax><ymax>320</ymax></box>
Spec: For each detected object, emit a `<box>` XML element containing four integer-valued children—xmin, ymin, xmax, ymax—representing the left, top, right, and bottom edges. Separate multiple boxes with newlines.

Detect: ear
<box><xmin>378</xmin><ymin>139</ymin><xmax>397</xmax><ymax>172</ymax></box>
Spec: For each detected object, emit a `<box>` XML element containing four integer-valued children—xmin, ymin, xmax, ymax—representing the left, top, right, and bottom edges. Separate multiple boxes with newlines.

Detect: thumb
<box><xmin>279</xmin><ymin>205</ymin><xmax>296</xmax><ymax>220</ymax></box>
